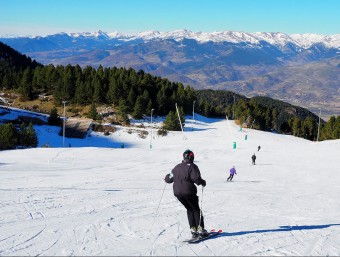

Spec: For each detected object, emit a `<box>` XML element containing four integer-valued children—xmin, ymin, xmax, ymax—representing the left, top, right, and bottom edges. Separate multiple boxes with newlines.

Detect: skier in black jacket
<box><xmin>252</xmin><ymin>153</ymin><xmax>256</xmax><ymax>165</ymax></box>
<box><xmin>165</xmin><ymin>149</ymin><xmax>207</xmax><ymax>238</ymax></box>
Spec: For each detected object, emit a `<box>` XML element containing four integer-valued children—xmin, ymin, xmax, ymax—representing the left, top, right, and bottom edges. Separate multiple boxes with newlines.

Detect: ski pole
<box><xmin>199</xmin><ymin>185</ymin><xmax>204</xmax><ymax>228</ymax></box>
<box><xmin>149</xmin><ymin>182</ymin><xmax>167</xmax><ymax>257</ymax></box>
<box><xmin>152</xmin><ymin>182</ymin><xmax>167</xmax><ymax>223</ymax></box>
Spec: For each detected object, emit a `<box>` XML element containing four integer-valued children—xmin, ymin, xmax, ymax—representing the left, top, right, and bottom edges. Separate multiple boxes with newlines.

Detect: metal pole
<box><xmin>317</xmin><ymin>108</ymin><xmax>321</xmax><ymax>142</ymax></box>
<box><xmin>150</xmin><ymin>108</ymin><xmax>154</xmax><ymax>148</ymax></box>
<box><xmin>62</xmin><ymin>101</ymin><xmax>67</xmax><ymax>147</ymax></box>
<box><xmin>175</xmin><ymin>103</ymin><xmax>186</xmax><ymax>140</ymax></box>
<box><xmin>233</xmin><ymin>95</ymin><xmax>235</xmax><ymax>120</ymax></box>
<box><xmin>192</xmin><ymin>101</ymin><xmax>196</xmax><ymax>131</ymax></box>
<box><xmin>199</xmin><ymin>186</ymin><xmax>204</xmax><ymax>228</ymax></box>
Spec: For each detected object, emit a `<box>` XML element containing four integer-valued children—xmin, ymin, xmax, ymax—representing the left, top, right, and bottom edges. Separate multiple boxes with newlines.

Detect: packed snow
<box><xmin>1</xmin><ymin>110</ymin><xmax>340</xmax><ymax>256</ymax></box>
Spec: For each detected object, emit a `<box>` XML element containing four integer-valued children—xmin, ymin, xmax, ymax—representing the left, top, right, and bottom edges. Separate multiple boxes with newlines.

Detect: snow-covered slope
<box><xmin>0</xmin><ymin>111</ymin><xmax>340</xmax><ymax>256</ymax></box>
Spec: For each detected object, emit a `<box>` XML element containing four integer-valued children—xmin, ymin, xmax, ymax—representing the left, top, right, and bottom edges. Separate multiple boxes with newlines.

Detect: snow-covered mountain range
<box><xmin>2</xmin><ymin>29</ymin><xmax>340</xmax><ymax>49</ymax></box>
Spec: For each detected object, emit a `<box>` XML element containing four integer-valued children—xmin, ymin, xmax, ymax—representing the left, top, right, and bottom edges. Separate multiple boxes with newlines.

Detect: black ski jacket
<box><xmin>164</xmin><ymin>159</ymin><xmax>205</xmax><ymax>197</ymax></box>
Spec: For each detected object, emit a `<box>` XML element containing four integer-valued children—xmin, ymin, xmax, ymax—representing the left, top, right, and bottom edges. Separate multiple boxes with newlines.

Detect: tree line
<box><xmin>195</xmin><ymin>90</ymin><xmax>339</xmax><ymax>141</ymax></box>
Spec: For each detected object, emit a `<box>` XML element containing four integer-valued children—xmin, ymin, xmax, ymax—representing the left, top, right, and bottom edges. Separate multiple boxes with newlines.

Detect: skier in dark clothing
<box><xmin>258</xmin><ymin>145</ymin><xmax>261</xmax><ymax>151</ymax></box>
<box><xmin>164</xmin><ymin>149</ymin><xmax>208</xmax><ymax>238</ymax></box>
<box><xmin>252</xmin><ymin>153</ymin><xmax>256</xmax><ymax>165</ymax></box>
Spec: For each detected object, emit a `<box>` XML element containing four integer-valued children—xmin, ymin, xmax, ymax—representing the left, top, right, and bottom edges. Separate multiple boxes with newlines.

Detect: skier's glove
<box><xmin>201</xmin><ymin>180</ymin><xmax>206</xmax><ymax>187</ymax></box>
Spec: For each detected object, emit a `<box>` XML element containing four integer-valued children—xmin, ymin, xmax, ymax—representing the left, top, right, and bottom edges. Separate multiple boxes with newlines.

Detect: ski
<box><xmin>183</xmin><ymin>229</ymin><xmax>222</xmax><ymax>244</ymax></box>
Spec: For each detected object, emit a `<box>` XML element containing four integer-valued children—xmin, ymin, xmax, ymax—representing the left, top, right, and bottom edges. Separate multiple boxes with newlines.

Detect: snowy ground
<box><xmin>1</xmin><ymin>110</ymin><xmax>340</xmax><ymax>256</ymax></box>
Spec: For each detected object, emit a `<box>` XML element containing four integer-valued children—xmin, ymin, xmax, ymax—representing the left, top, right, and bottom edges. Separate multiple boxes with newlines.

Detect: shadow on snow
<box><xmin>216</xmin><ymin>223</ymin><xmax>340</xmax><ymax>238</ymax></box>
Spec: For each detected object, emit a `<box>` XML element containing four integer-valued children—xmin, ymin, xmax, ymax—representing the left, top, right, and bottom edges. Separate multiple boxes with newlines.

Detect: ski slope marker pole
<box><xmin>175</xmin><ymin>103</ymin><xmax>187</xmax><ymax>140</ymax></box>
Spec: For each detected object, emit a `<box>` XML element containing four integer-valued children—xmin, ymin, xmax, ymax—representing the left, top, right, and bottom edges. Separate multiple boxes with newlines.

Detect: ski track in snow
<box><xmin>0</xmin><ymin>115</ymin><xmax>340</xmax><ymax>256</ymax></box>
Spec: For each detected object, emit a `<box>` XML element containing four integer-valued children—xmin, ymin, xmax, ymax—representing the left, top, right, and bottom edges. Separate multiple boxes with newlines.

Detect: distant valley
<box><xmin>1</xmin><ymin>30</ymin><xmax>339</xmax><ymax>119</ymax></box>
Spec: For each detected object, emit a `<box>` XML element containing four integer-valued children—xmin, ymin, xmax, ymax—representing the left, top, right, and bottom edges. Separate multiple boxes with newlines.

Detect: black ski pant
<box><xmin>227</xmin><ymin>174</ymin><xmax>234</xmax><ymax>181</ymax></box>
<box><xmin>176</xmin><ymin>194</ymin><xmax>204</xmax><ymax>229</ymax></box>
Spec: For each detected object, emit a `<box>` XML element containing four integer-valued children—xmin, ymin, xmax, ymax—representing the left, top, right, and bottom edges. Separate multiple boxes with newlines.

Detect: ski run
<box><xmin>0</xmin><ymin>113</ymin><xmax>340</xmax><ymax>256</ymax></box>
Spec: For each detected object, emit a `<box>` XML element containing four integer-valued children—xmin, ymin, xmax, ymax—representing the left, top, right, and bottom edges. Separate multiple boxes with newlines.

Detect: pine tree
<box><xmin>106</xmin><ymin>77</ymin><xmax>118</xmax><ymax>105</ymax></box>
<box><xmin>118</xmin><ymin>98</ymin><xmax>128</xmax><ymax>115</ymax></box>
<box><xmin>291</xmin><ymin>117</ymin><xmax>302</xmax><ymax>137</ymax></box>
<box><xmin>225</xmin><ymin>105</ymin><xmax>233</xmax><ymax>119</ymax></box>
<box><xmin>18</xmin><ymin>122</ymin><xmax>27</xmax><ymax>147</ymax></box>
<box><xmin>156</xmin><ymin>88</ymin><xmax>167</xmax><ymax>115</ymax></box>
<box><xmin>272</xmin><ymin>108</ymin><xmax>278</xmax><ymax>131</ymax></box>
<box><xmin>48</xmin><ymin>107</ymin><xmax>61</xmax><ymax>126</ymax></box>
<box><xmin>127</xmin><ymin>87</ymin><xmax>137</xmax><ymax>111</ymax></box>
<box><xmin>203</xmin><ymin>102</ymin><xmax>211</xmax><ymax>117</ymax></box>
<box><xmin>146</xmin><ymin>99</ymin><xmax>153</xmax><ymax>115</ymax></box>
<box><xmin>26</xmin><ymin>122</ymin><xmax>38</xmax><ymax>147</ymax></box>
<box><xmin>333</xmin><ymin>116</ymin><xmax>340</xmax><ymax>139</ymax></box>
<box><xmin>163</xmin><ymin>111</ymin><xmax>178</xmax><ymax>131</ymax></box>
<box><xmin>88</xmin><ymin>102</ymin><xmax>99</xmax><ymax>120</ymax></box>
<box><xmin>74</xmin><ymin>80</ymin><xmax>86</xmax><ymax>105</ymax></box>
<box><xmin>302</xmin><ymin>117</ymin><xmax>316</xmax><ymax>140</ymax></box>
<box><xmin>0</xmin><ymin>123</ymin><xmax>17</xmax><ymax>150</ymax></box>
<box><xmin>163</xmin><ymin>108</ymin><xmax>185</xmax><ymax>131</ymax></box>
<box><xmin>133</xmin><ymin>96</ymin><xmax>144</xmax><ymax>119</ymax></box>
<box><xmin>19</xmin><ymin>68</ymin><xmax>33</xmax><ymax>100</ymax></box>
<box><xmin>92</xmin><ymin>76</ymin><xmax>102</xmax><ymax>103</ymax></box>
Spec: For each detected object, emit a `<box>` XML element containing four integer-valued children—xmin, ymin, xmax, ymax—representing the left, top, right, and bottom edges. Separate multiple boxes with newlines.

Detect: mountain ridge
<box><xmin>1</xmin><ymin>29</ymin><xmax>340</xmax><ymax>49</ymax></box>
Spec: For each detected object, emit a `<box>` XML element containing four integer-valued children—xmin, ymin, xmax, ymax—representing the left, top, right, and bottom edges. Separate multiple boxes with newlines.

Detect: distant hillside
<box><xmin>1</xmin><ymin>30</ymin><xmax>339</xmax><ymax>119</ymax></box>
<box><xmin>195</xmin><ymin>90</ymin><xmax>325</xmax><ymax>139</ymax></box>
<box><xmin>0</xmin><ymin>41</ymin><xmax>41</xmax><ymax>71</ymax></box>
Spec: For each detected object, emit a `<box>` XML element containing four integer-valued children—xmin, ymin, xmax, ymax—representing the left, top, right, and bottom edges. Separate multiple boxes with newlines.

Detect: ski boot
<box><xmin>197</xmin><ymin>226</ymin><xmax>209</xmax><ymax>238</ymax></box>
<box><xmin>190</xmin><ymin>226</ymin><xmax>198</xmax><ymax>238</ymax></box>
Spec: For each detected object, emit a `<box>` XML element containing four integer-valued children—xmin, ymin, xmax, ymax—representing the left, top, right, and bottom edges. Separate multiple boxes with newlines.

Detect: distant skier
<box><xmin>227</xmin><ymin>166</ymin><xmax>237</xmax><ymax>181</ymax></box>
<box><xmin>258</xmin><ymin>145</ymin><xmax>261</xmax><ymax>151</ymax></box>
<box><xmin>252</xmin><ymin>153</ymin><xmax>256</xmax><ymax>165</ymax></box>
<box><xmin>164</xmin><ymin>149</ymin><xmax>208</xmax><ymax>239</ymax></box>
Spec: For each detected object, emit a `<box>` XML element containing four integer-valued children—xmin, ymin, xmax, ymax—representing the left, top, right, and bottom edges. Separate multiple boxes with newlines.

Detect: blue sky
<box><xmin>1</xmin><ymin>0</ymin><xmax>339</xmax><ymax>36</ymax></box>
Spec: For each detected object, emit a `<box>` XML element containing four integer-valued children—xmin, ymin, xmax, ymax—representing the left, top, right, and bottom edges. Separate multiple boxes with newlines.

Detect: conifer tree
<box><xmin>127</xmin><ymin>87</ymin><xmax>137</xmax><ymax>111</ymax></box>
<box><xmin>291</xmin><ymin>117</ymin><xmax>302</xmax><ymax>137</ymax></box>
<box><xmin>146</xmin><ymin>99</ymin><xmax>153</xmax><ymax>115</ymax></box>
<box><xmin>92</xmin><ymin>76</ymin><xmax>102</xmax><ymax>103</ymax></box>
<box><xmin>88</xmin><ymin>102</ymin><xmax>99</xmax><ymax>120</ymax></box>
<box><xmin>74</xmin><ymin>80</ymin><xmax>86</xmax><ymax>105</ymax></box>
<box><xmin>18</xmin><ymin>122</ymin><xmax>27</xmax><ymax>147</ymax></box>
<box><xmin>333</xmin><ymin>116</ymin><xmax>340</xmax><ymax>139</ymax></box>
<box><xmin>302</xmin><ymin>117</ymin><xmax>316</xmax><ymax>140</ymax></box>
<box><xmin>163</xmin><ymin>108</ymin><xmax>185</xmax><ymax>131</ymax></box>
<box><xmin>133</xmin><ymin>96</ymin><xmax>144</xmax><ymax>119</ymax></box>
<box><xmin>163</xmin><ymin>111</ymin><xmax>179</xmax><ymax>131</ymax></box>
<box><xmin>0</xmin><ymin>123</ymin><xmax>17</xmax><ymax>150</ymax></box>
<box><xmin>19</xmin><ymin>68</ymin><xmax>33</xmax><ymax>100</ymax></box>
<box><xmin>26</xmin><ymin>122</ymin><xmax>38</xmax><ymax>147</ymax></box>
<box><xmin>118</xmin><ymin>98</ymin><xmax>128</xmax><ymax>115</ymax></box>
<box><xmin>106</xmin><ymin>77</ymin><xmax>118</xmax><ymax>105</ymax></box>
<box><xmin>48</xmin><ymin>107</ymin><xmax>61</xmax><ymax>126</ymax></box>
<box><xmin>272</xmin><ymin>109</ymin><xmax>278</xmax><ymax>131</ymax></box>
